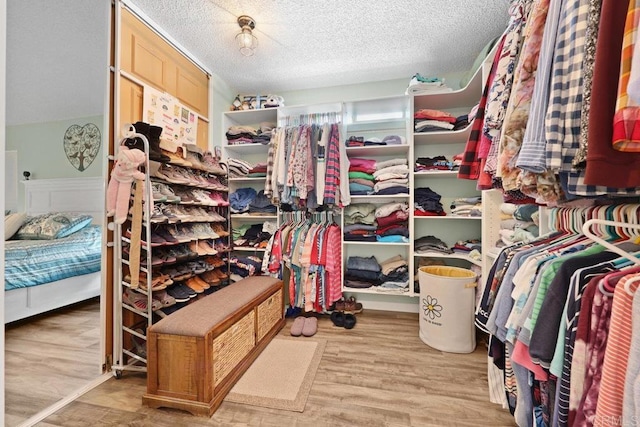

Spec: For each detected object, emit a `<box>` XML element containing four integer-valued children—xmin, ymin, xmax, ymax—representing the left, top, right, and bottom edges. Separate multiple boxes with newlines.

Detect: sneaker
<box><xmin>204</xmin><ymin>255</ymin><xmax>226</xmax><ymax>268</ymax></box>
<box><xmin>185</xmin><ymin>152</ymin><xmax>206</xmax><ymax>171</ymax></box>
<box><xmin>155</xmin><ymin>248</ymin><xmax>177</xmax><ymax>264</ymax></box>
<box><xmin>175</xmin><ymin>189</ymin><xmax>197</xmax><ymax>205</ymax></box>
<box><xmin>198</xmin><ymin>240</ymin><xmax>218</xmax><ymax>255</ymax></box>
<box><xmin>123</xmin><ymin>289</ymin><xmax>162</xmax><ymax>311</ymax></box>
<box><xmin>192</xmin><ymin>223</ymin><xmax>219</xmax><ymax>239</ymax></box>
<box><xmin>166</xmin><ymin>285</ymin><xmax>191</xmax><ymax>303</ymax></box>
<box><xmin>153</xmin><ymin>289</ymin><xmax>176</xmax><ymax>307</ymax></box>
<box><xmin>162</xmin><ymin>204</ymin><xmax>185</xmax><ymax>223</ymax></box>
<box><xmin>189</xmin><ymin>241</ymin><xmax>209</xmax><ymax>256</ymax></box>
<box><xmin>164</xmin><ymin>226</ymin><xmax>191</xmax><ymax>243</ymax></box>
<box><xmin>154</xmin><ymin>227</ymin><xmax>180</xmax><ymax>245</ymax></box>
<box><xmin>177</xmin><ymin>282</ymin><xmax>198</xmax><ymax>298</ymax></box>
<box><xmin>155</xmin><ymin>165</ymin><xmax>189</xmax><ymax>184</ymax></box>
<box><xmin>125</xmin><ymin>229</ymin><xmax>166</xmax><ymax>247</ymax></box>
<box><xmin>209</xmin><ymin>192</ymin><xmax>229</xmax><ymax>206</ymax></box>
<box><xmin>202</xmin><ymin>152</ymin><xmax>227</xmax><ymax>175</ymax></box>
<box><xmin>151</xmin><ymin>183</ymin><xmax>168</xmax><ymax>203</ymax></box>
<box><xmin>156</xmin><ymin>183</ymin><xmax>181</xmax><ymax>203</ymax></box>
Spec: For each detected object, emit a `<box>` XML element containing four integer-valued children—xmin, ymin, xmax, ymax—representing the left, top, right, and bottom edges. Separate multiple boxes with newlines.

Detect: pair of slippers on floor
<box><xmin>330</xmin><ymin>312</ymin><xmax>356</xmax><ymax>329</ymax></box>
<box><xmin>290</xmin><ymin>316</ymin><xmax>318</xmax><ymax>337</ymax></box>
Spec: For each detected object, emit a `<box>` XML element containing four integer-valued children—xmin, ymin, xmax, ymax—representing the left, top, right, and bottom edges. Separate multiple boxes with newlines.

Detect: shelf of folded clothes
<box><xmin>413</xmin><ymin>251</ymin><xmax>482</xmax><ymax>267</ymax></box>
<box><xmin>413</xmin><ymin>125</ymin><xmax>472</xmax><ymax>145</ymax></box>
<box><xmin>343</xmin><ymin>255</ymin><xmax>411</xmax><ymax>295</ymax></box>
<box><xmin>345</xmin><ymin>145</ymin><xmax>409</xmax><ymax>157</ymax></box>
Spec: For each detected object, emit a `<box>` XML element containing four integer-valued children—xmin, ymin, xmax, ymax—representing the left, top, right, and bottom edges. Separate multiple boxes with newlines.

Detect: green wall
<box><xmin>6</xmin><ymin>115</ymin><xmax>104</xmax><ymax>209</ymax></box>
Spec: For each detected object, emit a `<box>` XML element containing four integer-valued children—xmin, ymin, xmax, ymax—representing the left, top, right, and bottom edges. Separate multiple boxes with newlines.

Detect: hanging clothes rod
<box><xmin>582</xmin><ymin>218</ymin><xmax>640</xmax><ymax>265</ymax></box>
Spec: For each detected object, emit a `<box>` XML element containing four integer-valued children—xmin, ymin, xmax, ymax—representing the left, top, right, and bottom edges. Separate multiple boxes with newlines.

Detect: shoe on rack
<box><xmin>165</xmin><ymin>284</ymin><xmax>191</xmax><ymax>303</ymax></box>
<box><xmin>211</xmin><ymin>224</ymin><xmax>230</xmax><ymax>237</ymax></box>
<box><xmin>153</xmin><ymin>289</ymin><xmax>176</xmax><ymax>307</ymax></box>
<box><xmin>151</xmin><ymin>183</ymin><xmax>168</xmax><ymax>203</ymax></box>
<box><xmin>123</xmin><ymin>288</ymin><xmax>162</xmax><ymax>311</ymax></box>
<box><xmin>186</xmin><ymin>261</ymin><xmax>208</xmax><ymax>275</ymax></box>
<box><xmin>131</xmin><ymin>328</ymin><xmax>147</xmax><ymax>359</ymax></box>
<box><xmin>202</xmin><ymin>151</ymin><xmax>227</xmax><ymax>175</ymax></box>
<box><xmin>154</xmin><ymin>165</ymin><xmax>190</xmax><ymax>184</ymax></box>
<box><xmin>344</xmin><ymin>296</ymin><xmax>363</xmax><ymax>314</ymax></box>
<box><xmin>200</xmin><ymin>270</ymin><xmax>221</xmax><ymax>286</ymax></box>
<box><xmin>197</xmin><ymin>240</ymin><xmax>218</xmax><ymax>256</ymax></box>
<box><xmin>191</xmin><ymin>275</ymin><xmax>211</xmax><ymax>290</ymax></box>
<box><xmin>189</xmin><ymin>241</ymin><xmax>209</xmax><ymax>257</ymax></box>
<box><xmin>145</xmin><ymin>123</ymin><xmax>171</xmax><ymax>163</ymax></box>
<box><xmin>154</xmin><ymin>227</ymin><xmax>180</xmax><ymax>245</ymax></box>
<box><xmin>156</xmin><ymin>183</ymin><xmax>181</xmax><ymax>203</ymax></box>
<box><xmin>125</xmin><ymin>228</ymin><xmax>166</xmax><ymax>247</ymax></box>
<box><xmin>183</xmin><ymin>279</ymin><xmax>204</xmax><ymax>294</ymax></box>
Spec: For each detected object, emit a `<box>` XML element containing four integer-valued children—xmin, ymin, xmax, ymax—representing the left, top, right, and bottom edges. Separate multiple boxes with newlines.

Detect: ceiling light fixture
<box><xmin>236</xmin><ymin>15</ymin><xmax>258</xmax><ymax>57</ymax></box>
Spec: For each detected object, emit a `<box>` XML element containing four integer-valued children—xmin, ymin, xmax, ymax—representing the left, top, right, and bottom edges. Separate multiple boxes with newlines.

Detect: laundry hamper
<box><xmin>418</xmin><ymin>265</ymin><xmax>478</xmax><ymax>353</ymax></box>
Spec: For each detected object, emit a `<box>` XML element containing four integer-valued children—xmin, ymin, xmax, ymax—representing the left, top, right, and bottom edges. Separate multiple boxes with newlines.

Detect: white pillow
<box><xmin>5</xmin><ymin>212</ymin><xmax>27</xmax><ymax>240</ymax></box>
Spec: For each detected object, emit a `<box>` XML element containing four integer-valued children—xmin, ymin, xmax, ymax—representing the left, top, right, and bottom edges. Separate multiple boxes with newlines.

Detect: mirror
<box><xmin>4</xmin><ymin>1</ymin><xmax>110</xmax><ymax>425</ymax></box>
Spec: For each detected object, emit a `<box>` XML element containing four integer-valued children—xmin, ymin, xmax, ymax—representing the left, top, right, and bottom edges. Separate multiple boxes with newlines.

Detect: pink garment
<box><xmin>511</xmin><ymin>339</ymin><xmax>548</xmax><ymax>381</ymax></box>
<box><xmin>594</xmin><ymin>275</ymin><xmax>640</xmax><ymax>426</ymax></box>
<box><xmin>349</xmin><ymin>157</ymin><xmax>377</xmax><ymax>169</ymax></box>
<box><xmin>575</xmin><ymin>281</ymin><xmax>614</xmax><ymax>427</ymax></box>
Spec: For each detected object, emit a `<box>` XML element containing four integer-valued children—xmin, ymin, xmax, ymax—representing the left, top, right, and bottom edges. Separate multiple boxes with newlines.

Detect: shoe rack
<box><xmin>113</xmin><ymin>122</ymin><xmax>231</xmax><ymax>377</ymax></box>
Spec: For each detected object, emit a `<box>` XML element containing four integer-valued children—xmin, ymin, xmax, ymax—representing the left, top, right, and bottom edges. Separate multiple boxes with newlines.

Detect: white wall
<box><xmin>276</xmin><ymin>71</ymin><xmax>466</xmax><ymax>106</ymax></box>
<box><xmin>6</xmin><ymin>115</ymin><xmax>104</xmax><ymax>210</ymax></box>
<box><xmin>210</xmin><ymin>72</ymin><xmax>237</xmax><ymax>149</ymax></box>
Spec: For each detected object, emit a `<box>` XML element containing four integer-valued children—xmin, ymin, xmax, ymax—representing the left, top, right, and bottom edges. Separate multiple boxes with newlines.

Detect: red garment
<box><xmin>375</xmin><ymin>210</ymin><xmax>409</xmax><ymax>228</ymax></box>
<box><xmin>585</xmin><ymin>0</ymin><xmax>640</xmax><ymax>187</ymax></box>
<box><xmin>458</xmin><ymin>35</ymin><xmax>505</xmax><ymax>180</ymax></box>
<box><xmin>414</xmin><ymin>209</ymin><xmax>446</xmax><ymax>216</ymax></box>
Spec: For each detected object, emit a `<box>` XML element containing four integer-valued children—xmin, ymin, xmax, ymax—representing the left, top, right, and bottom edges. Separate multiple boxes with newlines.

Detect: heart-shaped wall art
<box><xmin>63</xmin><ymin>123</ymin><xmax>101</xmax><ymax>172</ymax></box>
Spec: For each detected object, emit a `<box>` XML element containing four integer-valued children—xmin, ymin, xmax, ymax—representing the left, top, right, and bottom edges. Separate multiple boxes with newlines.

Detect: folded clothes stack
<box><xmin>374</xmin><ymin>202</ymin><xmax>409</xmax><ymax>243</ymax></box>
<box><xmin>414</xmin><ymin>235</ymin><xmax>452</xmax><ymax>255</ymax></box>
<box><xmin>497</xmin><ymin>203</ymin><xmax>539</xmax><ymax>247</ymax></box>
<box><xmin>414</xmin><ymin>187</ymin><xmax>446</xmax><ymax>216</ymax></box>
<box><xmin>343</xmin><ymin>203</ymin><xmax>377</xmax><ymax>241</ymax></box>
<box><xmin>248</xmin><ymin>190</ymin><xmax>277</xmax><ymax>214</ymax></box>
<box><xmin>227</xmin><ymin>158</ymin><xmax>253</xmax><ymax>178</ymax></box>
<box><xmin>348</xmin><ymin>158</ymin><xmax>376</xmax><ymax>196</ymax></box>
<box><xmin>405</xmin><ymin>73</ymin><xmax>452</xmax><ymax>96</ymax></box>
<box><xmin>233</xmin><ymin>221</ymin><xmax>275</xmax><ymax>249</ymax></box>
<box><xmin>344</xmin><ymin>255</ymin><xmax>410</xmax><ymax>292</ymax></box>
<box><xmin>345</xmin><ymin>134</ymin><xmax>406</xmax><ymax>147</ymax></box>
<box><xmin>229</xmin><ymin>255</ymin><xmax>263</xmax><ymax>279</ymax></box>
<box><xmin>450</xmin><ymin>196</ymin><xmax>482</xmax><ymax>217</ymax></box>
<box><xmin>373</xmin><ymin>158</ymin><xmax>409</xmax><ymax>195</ymax></box>
<box><xmin>226</xmin><ymin>122</ymin><xmax>275</xmax><ymax>145</ymax></box>
<box><xmin>415</xmin><ymin>155</ymin><xmax>459</xmax><ymax>172</ymax></box>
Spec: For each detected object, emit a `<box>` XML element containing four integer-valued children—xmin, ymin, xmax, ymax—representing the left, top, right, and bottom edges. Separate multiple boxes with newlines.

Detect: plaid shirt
<box><xmin>458</xmin><ymin>36</ymin><xmax>506</xmax><ymax>181</ymax></box>
<box><xmin>322</xmin><ymin>124</ymin><xmax>340</xmax><ymax>205</ymax></box>
<box><xmin>517</xmin><ymin>0</ymin><xmax>563</xmax><ymax>173</ymax></box>
<box><xmin>612</xmin><ymin>0</ymin><xmax>640</xmax><ymax>151</ymax></box>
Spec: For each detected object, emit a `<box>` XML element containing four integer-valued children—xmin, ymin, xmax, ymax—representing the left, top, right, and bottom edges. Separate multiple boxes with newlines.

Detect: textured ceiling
<box><xmin>6</xmin><ymin>0</ymin><xmax>510</xmax><ymax>126</ymax></box>
<box><xmin>130</xmin><ymin>0</ymin><xmax>510</xmax><ymax>92</ymax></box>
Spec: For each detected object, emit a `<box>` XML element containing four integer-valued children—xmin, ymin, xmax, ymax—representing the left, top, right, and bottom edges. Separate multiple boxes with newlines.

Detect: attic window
<box><xmin>354</xmin><ymin>111</ymin><xmax>404</xmax><ymax>122</ymax></box>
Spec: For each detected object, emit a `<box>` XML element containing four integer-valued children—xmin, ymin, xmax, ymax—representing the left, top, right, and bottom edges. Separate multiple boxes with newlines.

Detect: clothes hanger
<box><xmin>582</xmin><ymin>218</ymin><xmax>640</xmax><ymax>265</ymax></box>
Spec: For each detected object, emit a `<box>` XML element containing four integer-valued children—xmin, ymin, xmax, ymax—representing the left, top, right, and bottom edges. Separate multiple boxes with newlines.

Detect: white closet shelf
<box><xmin>342</xmin><ymin>287</ymin><xmax>412</xmax><ymax>297</ymax></box>
<box><xmin>228</xmin><ymin>177</ymin><xmax>266</xmax><ymax>182</ymax></box>
<box><xmin>233</xmin><ymin>247</ymin><xmax>267</xmax><ymax>252</ymax></box>
<box><xmin>223</xmin><ymin>144</ymin><xmax>269</xmax><ymax>154</ymax></box>
<box><xmin>414</xmin><ymin>215</ymin><xmax>482</xmax><ymax>220</ymax></box>
<box><xmin>412</xmin><ymin>71</ymin><xmax>482</xmax><ymax>110</ymax></box>
<box><xmin>224</xmin><ymin>108</ymin><xmax>278</xmax><ymax>125</ymax></box>
<box><xmin>345</xmin><ymin>145</ymin><xmax>410</xmax><ymax>157</ymax></box>
<box><xmin>230</xmin><ymin>214</ymin><xmax>278</xmax><ymax>220</ymax></box>
<box><xmin>414</xmin><ymin>252</ymin><xmax>482</xmax><ymax>267</ymax></box>
<box><xmin>343</xmin><ymin>241</ymin><xmax>410</xmax><ymax>246</ymax></box>
<box><xmin>350</xmin><ymin>194</ymin><xmax>410</xmax><ymax>202</ymax></box>
<box><xmin>413</xmin><ymin>125</ymin><xmax>472</xmax><ymax>145</ymax></box>
<box><xmin>414</xmin><ymin>170</ymin><xmax>459</xmax><ymax>177</ymax></box>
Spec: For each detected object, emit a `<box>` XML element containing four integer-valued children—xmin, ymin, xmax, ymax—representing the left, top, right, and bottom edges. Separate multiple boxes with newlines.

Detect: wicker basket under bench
<box><xmin>142</xmin><ymin>276</ymin><xmax>285</xmax><ymax>417</ymax></box>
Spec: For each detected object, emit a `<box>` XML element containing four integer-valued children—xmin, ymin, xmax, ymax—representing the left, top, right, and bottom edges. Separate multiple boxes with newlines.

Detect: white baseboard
<box><xmin>344</xmin><ymin>292</ymin><xmax>419</xmax><ymax>313</ymax></box>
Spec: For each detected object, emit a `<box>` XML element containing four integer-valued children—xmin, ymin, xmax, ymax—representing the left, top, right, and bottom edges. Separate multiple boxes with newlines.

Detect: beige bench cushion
<box><xmin>149</xmin><ymin>276</ymin><xmax>281</xmax><ymax>337</ymax></box>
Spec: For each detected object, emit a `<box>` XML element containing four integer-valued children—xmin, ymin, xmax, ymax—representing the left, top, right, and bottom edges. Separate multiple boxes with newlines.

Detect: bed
<box><xmin>4</xmin><ymin>177</ymin><xmax>105</xmax><ymax>324</ymax></box>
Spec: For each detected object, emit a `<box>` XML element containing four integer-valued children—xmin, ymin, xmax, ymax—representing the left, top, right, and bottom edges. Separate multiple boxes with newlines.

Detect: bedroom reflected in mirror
<box><xmin>4</xmin><ymin>0</ymin><xmax>109</xmax><ymax>425</ymax></box>
<box><xmin>4</xmin><ymin>178</ymin><xmax>105</xmax><ymax>426</ymax></box>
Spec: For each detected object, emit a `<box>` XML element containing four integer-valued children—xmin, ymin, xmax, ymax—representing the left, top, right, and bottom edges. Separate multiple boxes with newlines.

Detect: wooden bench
<box><xmin>142</xmin><ymin>276</ymin><xmax>285</xmax><ymax>417</ymax></box>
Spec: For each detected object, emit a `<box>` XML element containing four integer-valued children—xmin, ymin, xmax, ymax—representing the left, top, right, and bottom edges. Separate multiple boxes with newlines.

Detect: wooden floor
<box><xmin>38</xmin><ymin>309</ymin><xmax>516</xmax><ymax>427</ymax></box>
<box><xmin>5</xmin><ymin>298</ymin><xmax>102</xmax><ymax>427</ymax></box>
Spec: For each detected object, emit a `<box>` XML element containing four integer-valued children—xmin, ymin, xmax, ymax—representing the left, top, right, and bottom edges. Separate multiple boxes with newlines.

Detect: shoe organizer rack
<box><xmin>112</xmin><ymin>122</ymin><xmax>232</xmax><ymax>378</ymax></box>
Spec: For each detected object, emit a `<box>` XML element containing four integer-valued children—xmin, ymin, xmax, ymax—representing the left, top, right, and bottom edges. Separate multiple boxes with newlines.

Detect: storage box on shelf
<box><xmin>409</xmin><ymin>68</ymin><xmax>483</xmax><ymax>282</ymax></box>
<box><xmin>114</xmin><ymin>138</ymin><xmax>231</xmax><ymax>377</ymax></box>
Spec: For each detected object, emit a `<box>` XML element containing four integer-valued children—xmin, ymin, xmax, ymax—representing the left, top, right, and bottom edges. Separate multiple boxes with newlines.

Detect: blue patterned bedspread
<box><xmin>5</xmin><ymin>225</ymin><xmax>102</xmax><ymax>290</ymax></box>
